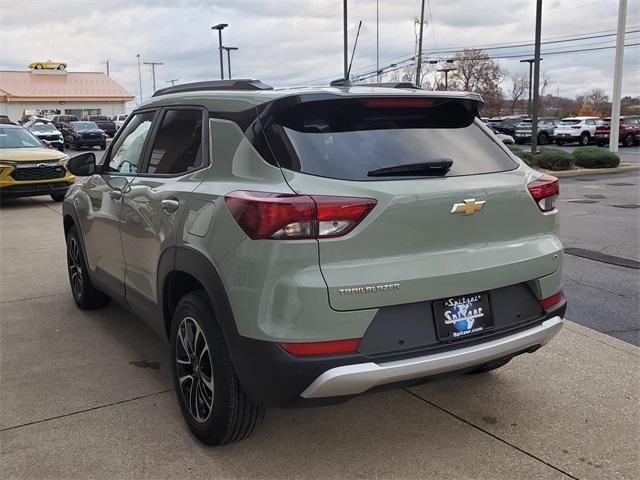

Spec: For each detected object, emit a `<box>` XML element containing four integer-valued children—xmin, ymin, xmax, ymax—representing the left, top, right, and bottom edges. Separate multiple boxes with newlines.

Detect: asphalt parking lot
<box><xmin>1</xmin><ymin>146</ymin><xmax>639</xmax><ymax>479</ymax></box>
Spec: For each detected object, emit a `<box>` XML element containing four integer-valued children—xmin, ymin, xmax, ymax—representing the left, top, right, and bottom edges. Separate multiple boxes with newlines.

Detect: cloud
<box><xmin>0</xmin><ymin>0</ymin><xmax>638</xmax><ymax>106</ymax></box>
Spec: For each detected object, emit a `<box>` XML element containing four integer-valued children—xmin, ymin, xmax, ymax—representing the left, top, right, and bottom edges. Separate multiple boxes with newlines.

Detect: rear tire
<box><xmin>556</xmin><ymin>139</ymin><xmax>565</xmax><ymax>146</ymax></box>
<box><xmin>623</xmin><ymin>133</ymin><xmax>634</xmax><ymax>148</ymax></box>
<box><xmin>171</xmin><ymin>291</ymin><xmax>264</xmax><ymax>446</ymax></box>
<box><xmin>51</xmin><ymin>192</ymin><xmax>66</xmax><ymax>202</ymax></box>
<box><xmin>466</xmin><ymin>356</ymin><xmax>512</xmax><ymax>375</ymax></box>
<box><xmin>538</xmin><ymin>132</ymin><xmax>549</xmax><ymax>145</ymax></box>
<box><xmin>579</xmin><ymin>132</ymin><xmax>590</xmax><ymax>146</ymax></box>
<box><xmin>66</xmin><ymin>225</ymin><xmax>110</xmax><ymax>310</ymax></box>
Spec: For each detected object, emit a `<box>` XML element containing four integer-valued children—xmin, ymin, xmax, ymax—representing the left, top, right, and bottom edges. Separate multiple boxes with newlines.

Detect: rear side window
<box><xmin>144</xmin><ymin>109</ymin><xmax>204</xmax><ymax>175</ymax></box>
<box><xmin>265</xmin><ymin>99</ymin><xmax>517</xmax><ymax>180</ymax></box>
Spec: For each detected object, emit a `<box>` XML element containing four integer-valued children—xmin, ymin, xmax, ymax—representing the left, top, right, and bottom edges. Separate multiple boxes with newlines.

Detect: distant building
<box><xmin>0</xmin><ymin>69</ymin><xmax>134</xmax><ymax>121</ymax></box>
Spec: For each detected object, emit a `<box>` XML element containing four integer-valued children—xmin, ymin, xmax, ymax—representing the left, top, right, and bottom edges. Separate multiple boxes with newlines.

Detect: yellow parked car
<box><xmin>0</xmin><ymin>125</ymin><xmax>74</xmax><ymax>201</ymax></box>
<box><xmin>28</xmin><ymin>60</ymin><xmax>67</xmax><ymax>70</ymax></box>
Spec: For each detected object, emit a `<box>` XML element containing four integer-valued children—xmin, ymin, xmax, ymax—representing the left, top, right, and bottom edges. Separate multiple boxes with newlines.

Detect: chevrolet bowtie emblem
<box><xmin>451</xmin><ymin>199</ymin><xmax>486</xmax><ymax>215</ymax></box>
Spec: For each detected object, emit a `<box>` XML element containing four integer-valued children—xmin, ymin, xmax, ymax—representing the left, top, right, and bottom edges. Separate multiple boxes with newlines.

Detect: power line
<box><xmin>307</xmin><ymin>27</ymin><xmax>640</xmax><ymax>84</ymax></box>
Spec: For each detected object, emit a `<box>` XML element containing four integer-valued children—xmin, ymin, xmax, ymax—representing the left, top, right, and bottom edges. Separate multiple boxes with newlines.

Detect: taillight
<box><xmin>280</xmin><ymin>338</ymin><xmax>360</xmax><ymax>356</ymax></box>
<box><xmin>224</xmin><ymin>191</ymin><xmax>377</xmax><ymax>240</ymax></box>
<box><xmin>528</xmin><ymin>174</ymin><xmax>559</xmax><ymax>212</ymax></box>
<box><xmin>539</xmin><ymin>291</ymin><xmax>564</xmax><ymax>309</ymax></box>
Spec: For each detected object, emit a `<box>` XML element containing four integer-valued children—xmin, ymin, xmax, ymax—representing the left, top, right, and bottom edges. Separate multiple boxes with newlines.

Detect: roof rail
<box><xmin>152</xmin><ymin>79</ymin><xmax>273</xmax><ymax>97</ymax></box>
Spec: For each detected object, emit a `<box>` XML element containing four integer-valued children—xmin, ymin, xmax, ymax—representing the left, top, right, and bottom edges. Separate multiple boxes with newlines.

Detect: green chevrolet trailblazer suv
<box><xmin>63</xmin><ymin>80</ymin><xmax>566</xmax><ymax>445</ymax></box>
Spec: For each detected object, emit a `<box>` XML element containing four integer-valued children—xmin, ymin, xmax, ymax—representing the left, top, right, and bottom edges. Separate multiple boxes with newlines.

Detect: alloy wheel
<box><xmin>176</xmin><ymin>316</ymin><xmax>214</xmax><ymax>422</ymax></box>
<box><xmin>67</xmin><ymin>237</ymin><xmax>83</xmax><ymax>298</ymax></box>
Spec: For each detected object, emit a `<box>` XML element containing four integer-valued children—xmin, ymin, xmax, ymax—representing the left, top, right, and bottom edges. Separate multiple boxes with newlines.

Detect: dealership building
<box><xmin>0</xmin><ymin>69</ymin><xmax>134</xmax><ymax>121</ymax></box>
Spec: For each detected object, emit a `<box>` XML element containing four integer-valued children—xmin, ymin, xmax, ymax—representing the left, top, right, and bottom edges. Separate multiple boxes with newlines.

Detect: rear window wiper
<box><xmin>367</xmin><ymin>159</ymin><xmax>453</xmax><ymax>177</ymax></box>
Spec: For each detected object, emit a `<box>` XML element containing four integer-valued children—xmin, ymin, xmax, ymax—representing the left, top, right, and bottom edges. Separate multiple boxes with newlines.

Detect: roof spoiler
<box><xmin>152</xmin><ymin>79</ymin><xmax>273</xmax><ymax>97</ymax></box>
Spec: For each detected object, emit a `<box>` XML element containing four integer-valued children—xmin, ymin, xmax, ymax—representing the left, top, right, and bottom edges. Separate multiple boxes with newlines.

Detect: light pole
<box><xmin>531</xmin><ymin>0</ymin><xmax>543</xmax><ymax>154</ymax></box>
<box><xmin>221</xmin><ymin>47</ymin><xmax>239</xmax><ymax>79</ymax></box>
<box><xmin>136</xmin><ymin>54</ymin><xmax>143</xmax><ymax>102</ymax></box>
<box><xmin>211</xmin><ymin>23</ymin><xmax>228</xmax><ymax>80</ymax></box>
<box><xmin>376</xmin><ymin>0</ymin><xmax>379</xmax><ymax>83</ymax></box>
<box><xmin>415</xmin><ymin>0</ymin><xmax>426</xmax><ymax>86</ymax></box>
<box><xmin>166</xmin><ymin>79</ymin><xmax>178</xmax><ymax>87</ymax></box>
<box><xmin>343</xmin><ymin>0</ymin><xmax>348</xmax><ymax>78</ymax></box>
<box><xmin>520</xmin><ymin>58</ymin><xmax>543</xmax><ymax>116</ymax></box>
<box><xmin>609</xmin><ymin>0</ymin><xmax>627</xmax><ymax>153</ymax></box>
<box><xmin>437</xmin><ymin>67</ymin><xmax>456</xmax><ymax>90</ymax></box>
<box><xmin>143</xmin><ymin>61</ymin><xmax>163</xmax><ymax>93</ymax></box>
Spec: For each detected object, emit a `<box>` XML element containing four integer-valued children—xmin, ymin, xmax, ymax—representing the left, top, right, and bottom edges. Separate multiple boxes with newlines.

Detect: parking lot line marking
<box><xmin>402</xmin><ymin>388</ymin><xmax>580</xmax><ymax>480</ymax></box>
<box><xmin>0</xmin><ymin>388</ymin><xmax>175</xmax><ymax>433</ymax></box>
<box><xmin>564</xmin><ymin>247</ymin><xmax>640</xmax><ymax>269</ymax></box>
<box><xmin>0</xmin><ymin>291</ymin><xmax>67</xmax><ymax>305</ymax></box>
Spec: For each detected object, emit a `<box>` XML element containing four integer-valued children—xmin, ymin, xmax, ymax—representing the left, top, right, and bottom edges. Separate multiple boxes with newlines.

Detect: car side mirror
<box><xmin>67</xmin><ymin>152</ymin><xmax>97</xmax><ymax>176</ymax></box>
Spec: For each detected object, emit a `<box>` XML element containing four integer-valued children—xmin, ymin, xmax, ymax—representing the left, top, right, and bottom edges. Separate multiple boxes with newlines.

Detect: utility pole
<box><xmin>376</xmin><ymin>0</ymin><xmax>380</xmax><ymax>83</ymax></box>
<box><xmin>221</xmin><ymin>46</ymin><xmax>238</xmax><ymax>79</ymax></box>
<box><xmin>101</xmin><ymin>59</ymin><xmax>110</xmax><ymax>77</ymax></box>
<box><xmin>143</xmin><ymin>61</ymin><xmax>163</xmax><ymax>93</ymax></box>
<box><xmin>343</xmin><ymin>0</ymin><xmax>348</xmax><ymax>78</ymax></box>
<box><xmin>211</xmin><ymin>23</ymin><xmax>228</xmax><ymax>80</ymax></box>
<box><xmin>136</xmin><ymin>54</ymin><xmax>143</xmax><ymax>103</ymax></box>
<box><xmin>530</xmin><ymin>0</ymin><xmax>543</xmax><ymax>154</ymax></box>
<box><xmin>437</xmin><ymin>67</ymin><xmax>456</xmax><ymax>90</ymax></box>
<box><xmin>415</xmin><ymin>0</ymin><xmax>426</xmax><ymax>86</ymax></box>
<box><xmin>520</xmin><ymin>58</ymin><xmax>543</xmax><ymax>116</ymax></box>
<box><xmin>609</xmin><ymin>0</ymin><xmax>627</xmax><ymax>153</ymax></box>
<box><xmin>166</xmin><ymin>79</ymin><xmax>178</xmax><ymax>87</ymax></box>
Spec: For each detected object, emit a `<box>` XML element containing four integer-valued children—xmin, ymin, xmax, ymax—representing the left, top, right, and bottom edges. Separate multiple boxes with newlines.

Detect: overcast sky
<box><xmin>1</xmin><ymin>0</ymin><xmax>638</xmax><ymax>106</ymax></box>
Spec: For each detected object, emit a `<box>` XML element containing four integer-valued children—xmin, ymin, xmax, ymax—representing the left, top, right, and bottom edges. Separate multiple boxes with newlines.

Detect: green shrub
<box><xmin>507</xmin><ymin>145</ymin><xmax>535</xmax><ymax>166</ymax></box>
<box><xmin>534</xmin><ymin>148</ymin><xmax>575</xmax><ymax>171</ymax></box>
<box><xmin>572</xmin><ymin>146</ymin><xmax>620</xmax><ymax>168</ymax></box>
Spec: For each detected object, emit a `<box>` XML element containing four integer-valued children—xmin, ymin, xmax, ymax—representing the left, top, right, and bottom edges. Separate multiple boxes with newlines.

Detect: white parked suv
<box><xmin>554</xmin><ymin>116</ymin><xmax>600</xmax><ymax>146</ymax></box>
<box><xmin>111</xmin><ymin>114</ymin><xmax>128</xmax><ymax>131</ymax></box>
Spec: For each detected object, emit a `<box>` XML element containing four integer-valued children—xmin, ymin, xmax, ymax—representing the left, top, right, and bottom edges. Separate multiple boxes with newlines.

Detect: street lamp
<box><xmin>437</xmin><ymin>67</ymin><xmax>457</xmax><ymax>90</ymax></box>
<box><xmin>520</xmin><ymin>57</ymin><xmax>543</xmax><ymax>116</ymax></box>
<box><xmin>211</xmin><ymin>23</ymin><xmax>228</xmax><ymax>80</ymax></box>
<box><xmin>221</xmin><ymin>46</ymin><xmax>239</xmax><ymax>79</ymax></box>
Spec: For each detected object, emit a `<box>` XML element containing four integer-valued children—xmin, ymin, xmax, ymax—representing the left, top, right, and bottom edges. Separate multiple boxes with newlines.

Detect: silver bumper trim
<box><xmin>301</xmin><ymin>317</ymin><xmax>563</xmax><ymax>398</ymax></box>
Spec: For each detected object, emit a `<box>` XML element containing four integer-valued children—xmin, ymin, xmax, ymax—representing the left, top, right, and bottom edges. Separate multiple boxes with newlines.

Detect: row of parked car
<box><xmin>485</xmin><ymin>115</ymin><xmax>640</xmax><ymax>147</ymax></box>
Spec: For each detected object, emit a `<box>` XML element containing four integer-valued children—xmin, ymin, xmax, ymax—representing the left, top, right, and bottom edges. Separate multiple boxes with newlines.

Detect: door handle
<box><xmin>161</xmin><ymin>198</ymin><xmax>180</xmax><ymax>213</ymax></box>
<box><xmin>109</xmin><ymin>189</ymin><xmax>122</xmax><ymax>200</ymax></box>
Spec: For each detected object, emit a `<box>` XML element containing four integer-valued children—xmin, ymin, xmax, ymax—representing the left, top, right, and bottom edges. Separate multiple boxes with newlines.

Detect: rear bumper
<box><xmin>302</xmin><ymin>317</ymin><xmax>562</xmax><ymax>398</ymax></box>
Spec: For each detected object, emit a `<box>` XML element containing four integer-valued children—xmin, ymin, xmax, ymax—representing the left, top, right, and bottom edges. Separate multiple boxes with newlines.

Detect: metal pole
<box><xmin>143</xmin><ymin>62</ymin><xmax>164</xmax><ymax>93</ymax></box>
<box><xmin>343</xmin><ymin>0</ymin><xmax>348</xmax><ymax>78</ymax></box>
<box><xmin>227</xmin><ymin>50</ymin><xmax>232</xmax><ymax>79</ymax></box>
<box><xmin>528</xmin><ymin>61</ymin><xmax>533</xmax><ymax>115</ymax></box>
<box><xmin>609</xmin><ymin>0</ymin><xmax>627</xmax><ymax>153</ymax></box>
<box><xmin>136</xmin><ymin>54</ymin><xmax>143</xmax><ymax>102</ymax></box>
<box><xmin>531</xmin><ymin>0</ymin><xmax>542</xmax><ymax>154</ymax></box>
<box><xmin>376</xmin><ymin>0</ymin><xmax>379</xmax><ymax>83</ymax></box>
<box><xmin>415</xmin><ymin>0</ymin><xmax>426</xmax><ymax>86</ymax></box>
<box><xmin>218</xmin><ymin>29</ymin><xmax>224</xmax><ymax>79</ymax></box>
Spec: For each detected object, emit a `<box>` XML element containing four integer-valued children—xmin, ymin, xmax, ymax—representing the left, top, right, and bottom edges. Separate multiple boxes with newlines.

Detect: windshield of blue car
<box><xmin>0</xmin><ymin>127</ymin><xmax>43</xmax><ymax>148</ymax></box>
<box><xmin>71</xmin><ymin>121</ymin><xmax>100</xmax><ymax>131</ymax></box>
<box><xmin>31</xmin><ymin>123</ymin><xmax>58</xmax><ymax>133</ymax></box>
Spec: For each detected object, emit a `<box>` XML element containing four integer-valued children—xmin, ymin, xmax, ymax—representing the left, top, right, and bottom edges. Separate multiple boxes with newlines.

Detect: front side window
<box><xmin>143</xmin><ymin>109</ymin><xmax>204</xmax><ymax>175</ymax></box>
<box><xmin>105</xmin><ymin>111</ymin><xmax>155</xmax><ymax>174</ymax></box>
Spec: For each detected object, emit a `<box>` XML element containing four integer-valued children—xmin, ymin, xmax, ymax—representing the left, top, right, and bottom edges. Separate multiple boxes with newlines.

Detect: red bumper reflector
<box><xmin>364</xmin><ymin>97</ymin><xmax>434</xmax><ymax>108</ymax></box>
<box><xmin>539</xmin><ymin>291</ymin><xmax>565</xmax><ymax>309</ymax></box>
<box><xmin>280</xmin><ymin>338</ymin><xmax>360</xmax><ymax>356</ymax></box>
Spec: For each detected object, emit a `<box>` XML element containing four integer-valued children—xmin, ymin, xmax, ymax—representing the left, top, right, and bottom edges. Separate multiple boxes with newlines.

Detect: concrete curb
<box><xmin>539</xmin><ymin>163</ymin><xmax>640</xmax><ymax>177</ymax></box>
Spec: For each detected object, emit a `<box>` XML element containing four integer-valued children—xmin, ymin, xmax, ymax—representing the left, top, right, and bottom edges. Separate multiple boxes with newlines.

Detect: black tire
<box><xmin>51</xmin><ymin>192</ymin><xmax>66</xmax><ymax>202</ymax></box>
<box><xmin>579</xmin><ymin>132</ymin><xmax>590</xmax><ymax>146</ymax></box>
<box><xmin>171</xmin><ymin>291</ymin><xmax>264</xmax><ymax>446</ymax></box>
<box><xmin>66</xmin><ymin>225</ymin><xmax>110</xmax><ymax>310</ymax></box>
<box><xmin>538</xmin><ymin>132</ymin><xmax>549</xmax><ymax>145</ymax></box>
<box><xmin>597</xmin><ymin>141</ymin><xmax>606</xmax><ymax>147</ymax></box>
<box><xmin>622</xmin><ymin>133</ymin><xmax>634</xmax><ymax>148</ymax></box>
<box><xmin>556</xmin><ymin>139</ymin><xmax>565</xmax><ymax>146</ymax></box>
<box><xmin>58</xmin><ymin>145</ymin><xmax>64</xmax><ymax>152</ymax></box>
<box><xmin>74</xmin><ymin>141</ymin><xmax>81</xmax><ymax>151</ymax></box>
<box><xmin>466</xmin><ymin>356</ymin><xmax>512</xmax><ymax>375</ymax></box>
<box><xmin>100</xmin><ymin>143</ymin><xmax>106</xmax><ymax>150</ymax></box>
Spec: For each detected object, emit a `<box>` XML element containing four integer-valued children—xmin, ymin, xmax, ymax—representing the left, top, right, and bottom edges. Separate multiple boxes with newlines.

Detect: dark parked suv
<box><xmin>62</xmin><ymin>80</ymin><xmax>565</xmax><ymax>446</ymax></box>
<box><xmin>63</xmin><ymin>121</ymin><xmax>106</xmax><ymax>150</ymax></box>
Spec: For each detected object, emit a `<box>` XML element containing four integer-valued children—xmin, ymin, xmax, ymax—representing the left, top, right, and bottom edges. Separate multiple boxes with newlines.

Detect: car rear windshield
<box><xmin>264</xmin><ymin>98</ymin><xmax>517</xmax><ymax>180</ymax></box>
<box><xmin>560</xmin><ymin>119</ymin><xmax>582</xmax><ymax>125</ymax></box>
<box><xmin>0</xmin><ymin>128</ymin><xmax>42</xmax><ymax>148</ymax></box>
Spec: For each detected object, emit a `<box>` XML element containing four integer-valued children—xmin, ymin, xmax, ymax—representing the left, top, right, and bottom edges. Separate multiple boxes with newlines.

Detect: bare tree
<box><xmin>541</xmin><ymin>71</ymin><xmax>551</xmax><ymax>97</ymax></box>
<box><xmin>451</xmin><ymin>48</ymin><xmax>504</xmax><ymax>116</ymax></box>
<box><xmin>510</xmin><ymin>74</ymin><xmax>528</xmax><ymax>114</ymax></box>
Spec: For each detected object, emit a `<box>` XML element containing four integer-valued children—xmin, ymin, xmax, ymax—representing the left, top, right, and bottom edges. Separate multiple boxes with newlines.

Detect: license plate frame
<box><xmin>433</xmin><ymin>293</ymin><xmax>493</xmax><ymax>341</ymax></box>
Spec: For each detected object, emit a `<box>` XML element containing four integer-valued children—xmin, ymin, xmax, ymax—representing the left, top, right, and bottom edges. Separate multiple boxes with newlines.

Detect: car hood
<box><xmin>76</xmin><ymin>129</ymin><xmax>103</xmax><ymax>134</ymax></box>
<box><xmin>0</xmin><ymin>148</ymin><xmax>68</xmax><ymax>162</ymax></box>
